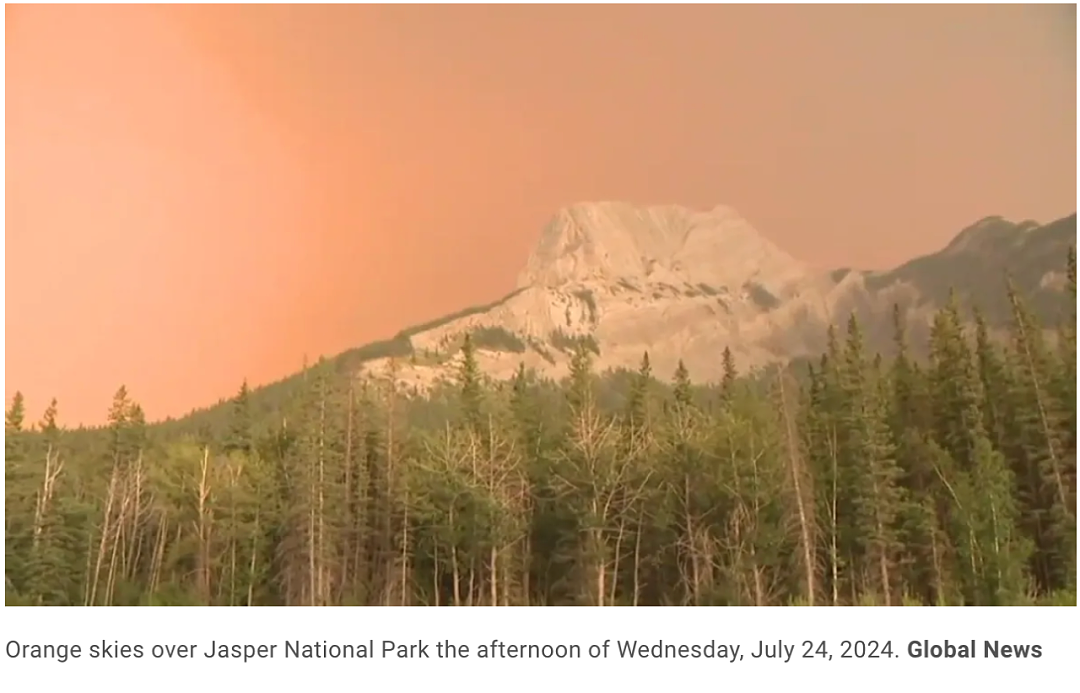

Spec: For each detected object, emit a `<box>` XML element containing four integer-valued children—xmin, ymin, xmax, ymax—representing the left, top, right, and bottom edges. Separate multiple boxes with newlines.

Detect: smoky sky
<box><xmin>5</xmin><ymin>4</ymin><xmax>1075</xmax><ymax>424</ymax></box>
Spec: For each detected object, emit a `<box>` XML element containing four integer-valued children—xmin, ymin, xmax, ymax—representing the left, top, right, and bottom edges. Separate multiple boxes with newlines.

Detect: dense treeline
<box><xmin>5</xmin><ymin>256</ymin><xmax>1077</xmax><ymax>606</ymax></box>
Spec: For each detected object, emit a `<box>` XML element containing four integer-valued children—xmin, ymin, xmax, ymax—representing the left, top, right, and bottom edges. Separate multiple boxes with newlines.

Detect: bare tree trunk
<box><xmin>449</xmin><ymin>504</ymin><xmax>462</xmax><ymax>607</ymax></box>
<box><xmin>594</xmin><ymin>527</ymin><xmax>606</xmax><ymax>607</ymax></box>
<box><xmin>467</xmin><ymin>558</ymin><xmax>476</xmax><ymax>607</ymax></box>
<box><xmin>749</xmin><ymin>438</ymin><xmax>764</xmax><ymax>607</ymax></box>
<box><xmin>317</xmin><ymin>385</ymin><xmax>328</xmax><ymax>606</ymax></box>
<box><xmin>228</xmin><ymin>461</ymin><xmax>240</xmax><ymax>606</ymax></box>
<box><xmin>105</xmin><ymin>478</ymin><xmax>132</xmax><ymax>605</ymax></box>
<box><xmin>88</xmin><ymin>464</ymin><xmax>120</xmax><ymax>606</ymax></box>
<box><xmin>684</xmin><ymin>475</ymin><xmax>700</xmax><ymax>605</ymax></box>
<box><xmin>247</xmin><ymin>511</ymin><xmax>260</xmax><ymax>607</ymax></box>
<box><xmin>125</xmin><ymin>452</ymin><xmax>145</xmax><ymax>586</ymax></box>
<box><xmin>751</xmin><ymin>550</ymin><xmax>765</xmax><ymax>607</ymax></box>
<box><xmin>521</xmin><ymin>533</ymin><xmax>532</xmax><ymax>607</ymax></box>
<box><xmin>148</xmin><ymin>515</ymin><xmax>168</xmax><ymax>596</ymax></box>
<box><xmin>870</xmin><ymin>472</ymin><xmax>893</xmax><ymax>606</ymax></box>
<box><xmin>342</xmin><ymin>383</ymin><xmax>355</xmax><ymax>591</ymax></box>
<box><xmin>82</xmin><ymin>531</ymin><xmax>94</xmax><ymax>606</ymax></box>
<box><xmin>196</xmin><ymin>446</ymin><xmax>213</xmax><ymax>605</ymax></box>
<box><xmin>307</xmin><ymin>487</ymin><xmax>316</xmax><ymax>605</ymax></box>
<box><xmin>611</xmin><ymin>516</ymin><xmax>626</xmax><ymax>607</ymax></box>
<box><xmin>829</xmin><ymin>429</ymin><xmax>841</xmax><ymax>606</ymax></box>
<box><xmin>632</xmin><ymin>508</ymin><xmax>643</xmax><ymax>607</ymax></box>
<box><xmin>33</xmin><ymin>445</ymin><xmax>63</xmax><ymax>550</ymax></box>
<box><xmin>930</xmin><ymin>527</ymin><xmax>944</xmax><ymax>605</ymax></box>
<box><xmin>400</xmin><ymin>489</ymin><xmax>410</xmax><ymax>606</ymax></box>
<box><xmin>778</xmin><ymin>373</ymin><xmax>816</xmax><ymax>605</ymax></box>
<box><xmin>490</xmin><ymin>545</ymin><xmax>499</xmax><ymax>607</ymax></box>
<box><xmin>383</xmin><ymin>369</ymin><xmax>398</xmax><ymax>607</ymax></box>
<box><xmin>433</xmin><ymin>543</ymin><xmax>441</xmax><ymax>607</ymax></box>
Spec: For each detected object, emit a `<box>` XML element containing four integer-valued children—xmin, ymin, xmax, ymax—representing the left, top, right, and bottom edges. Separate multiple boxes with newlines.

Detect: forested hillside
<box><xmin>5</xmin><ymin>255</ymin><xmax>1077</xmax><ymax>607</ymax></box>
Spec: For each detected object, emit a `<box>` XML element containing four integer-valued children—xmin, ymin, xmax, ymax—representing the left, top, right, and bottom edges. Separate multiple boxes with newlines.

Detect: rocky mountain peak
<box><xmin>356</xmin><ymin>204</ymin><xmax>1073</xmax><ymax>397</ymax></box>
<box><xmin>943</xmin><ymin>215</ymin><xmax>1044</xmax><ymax>255</ymax></box>
<box><xmin>515</xmin><ymin>202</ymin><xmax>809</xmax><ymax>298</ymax></box>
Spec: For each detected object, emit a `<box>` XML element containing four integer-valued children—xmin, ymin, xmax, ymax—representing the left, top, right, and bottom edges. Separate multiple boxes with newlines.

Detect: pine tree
<box><xmin>6</xmin><ymin>391</ymin><xmax>26</xmax><ymax>452</ymax></box>
<box><xmin>1054</xmin><ymin>248</ymin><xmax>1077</xmax><ymax>456</ymax></box>
<box><xmin>927</xmin><ymin>296</ymin><xmax>994</xmax><ymax>602</ymax></box>
<box><xmin>673</xmin><ymin>360</ymin><xmax>692</xmax><ymax>410</ymax></box>
<box><xmin>567</xmin><ymin>340</ymin><xmax>595</xmax><ymax>414</ymax></box>
<box><xmin>625</xmin><ymin>352</ymin><xmax>653</xmax><ymax>430</ymax></box>
<box><xmin>106</xmin><ymin>386</ymin><xmax>132</xmax><ymax>465</ymax></box>
<box><xmin>888</xmin><ymin>306</ymin><xmax>943</xmax><ymax>604</ymax></box>
<box><xmin>805</xmin><ymin>341</ymin><xmax>847</xmax><ymax>605</ymax></box>
<box><xmin>459</xmin><ymin>333</ymin><xmax>484</xmax><ymax>434</ymax></box>
<box><xmin>720</xmin><ymin>347</ymin><xmax>737</xmax><ymax>400</ymax></box>
<box><xmin>928</xmin><ymin>293</ymin><xmax>984</xmax><ymax>472</ymax></box>
<box><xmin>973</xmin><ymin>308</ymin><xmax>1009</xmax><ymax>451</ymax></box>
<box><xmin>224</xmin><ymin>380</ymin><xmax>254</xmax><ymax>456</ymax></box>
<box><xmin>5</xmin><ymin>392</ymin><xmax>33</xmax><ymax>600</ymax></box>
<box><xmin>838</xmin><ymin>315</ymin><xmax>904</xmax><ymax>604</ymax></box>
<box><xmin>1004</xmin><ymin>279</ymin><xmax>1075</xmax><ymax>591</ymax></box>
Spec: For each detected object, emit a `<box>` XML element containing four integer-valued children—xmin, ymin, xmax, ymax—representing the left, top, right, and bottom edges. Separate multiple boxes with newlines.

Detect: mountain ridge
<box><xmin>88</xmin><ymin>204</ymin><xmax>1074</xmax><ymax>430</ymax></box>
<box><xmin>351</xmin><ymin>203</ymin><xmax>1074</xmax><ymax>393</ymax></box>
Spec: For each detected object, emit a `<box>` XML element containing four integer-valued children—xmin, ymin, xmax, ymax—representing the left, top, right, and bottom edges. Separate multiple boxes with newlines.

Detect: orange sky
<box><xmin>4</xmin><ymin>4</ymin><xmax>1077</xmax><ymax>426</ymax></box>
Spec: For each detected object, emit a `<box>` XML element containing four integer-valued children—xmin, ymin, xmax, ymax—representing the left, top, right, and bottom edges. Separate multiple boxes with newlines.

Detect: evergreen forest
<box><xmin>5</xmin><ymin>255</ymin><xmax>1077</xmax><ymax>607</ymax></box>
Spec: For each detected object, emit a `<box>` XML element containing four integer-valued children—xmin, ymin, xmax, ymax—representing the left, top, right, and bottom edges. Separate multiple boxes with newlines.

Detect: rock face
<box><xmin>360</xmin><ymin>203</ymin><xmax>1075</xmax><ymax>390</ymax></box>
<box><xmin>516</xmin><ymin>202</ymin><xmax>808</xmax><ymax>293</ymax></box>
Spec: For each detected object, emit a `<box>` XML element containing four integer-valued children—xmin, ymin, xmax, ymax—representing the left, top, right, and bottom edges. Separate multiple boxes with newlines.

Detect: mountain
<box><xmin>354</xmin><ymin>203</ymin><xmax>1076</xmax><ymax>390</ymax></box>
<box><xmin>864</xmin><ymin>213</ymin><xmax>1076</xmax><ymax>325</ymax></box>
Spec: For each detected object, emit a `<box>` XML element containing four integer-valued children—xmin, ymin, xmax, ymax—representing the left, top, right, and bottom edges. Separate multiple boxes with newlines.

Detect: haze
<box><xmin>4</xmin><ymin>4</ymin><xmax>1076</xmax><ymax>425</ymax></box>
